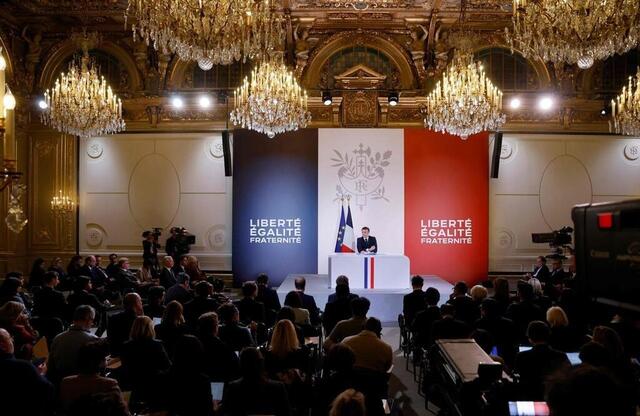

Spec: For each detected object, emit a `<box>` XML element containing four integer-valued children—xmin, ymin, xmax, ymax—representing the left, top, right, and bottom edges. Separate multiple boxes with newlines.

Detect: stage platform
<box><xmin>276</xmin><ymin>274</ymin><xmax>453</xmax><ymax>324</ymax></box>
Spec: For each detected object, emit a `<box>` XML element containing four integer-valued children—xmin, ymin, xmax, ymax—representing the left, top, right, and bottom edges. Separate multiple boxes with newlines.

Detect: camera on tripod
<box><xmin>142</xmin><ymin>227</ymin><xmax>163</xmax><ymax>241</ymax></box>
<box><xmin>531</xmin><ymin>226</ymin><xmax>573</xmax><ymax>258</ymax></box>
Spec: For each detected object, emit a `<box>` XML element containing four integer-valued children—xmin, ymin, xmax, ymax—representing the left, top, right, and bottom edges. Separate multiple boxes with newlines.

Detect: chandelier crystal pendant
<box><xmin>230</xmin><ymin>58</ymin><xmax>311</xmax><ymax>139</ymax></box>
<box><xmin>423</xmin><ymin>50</ymin><xmax>505</xmax><ymax>140</ymax></box>
<box><xmin>126</xmin><ymin>0</ymin><xmax>283</xmax><ymax>67</ymax></box>
<box><xmin>42</xmin><ymin>53</ymin><xmax>125</xmax><ymax>138</ymax></box>
<box><xmin>611</xmin><ymin>67</ymin><xmax>640</xmax><ymax>137</ymax></box>
<box><xmin>506</xmin><ymin>0</ymin><xmax>640</xmax><ymax>69</ymax></box>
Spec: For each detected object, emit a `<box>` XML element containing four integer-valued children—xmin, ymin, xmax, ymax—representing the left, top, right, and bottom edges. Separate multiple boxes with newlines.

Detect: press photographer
<box><xmin>142</xmin><ymin>228</ymin><xmax>162</xmax><ymax>269</ymax></box>
<box><xmin>165</xmin><ymin>226</ymin><xmax>196</xmax><ymax>264</ymax></box>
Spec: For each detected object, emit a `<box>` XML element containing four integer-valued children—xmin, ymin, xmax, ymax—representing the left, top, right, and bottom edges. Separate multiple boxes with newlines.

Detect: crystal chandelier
<box><xmin>230</xmin><ymin>58</ymin><xmax>311</xmax><ymax>138</ymax></box>
<box><xmin>126</xmin><ymin>0</ymin><xmax>283</xmax><ymax>68</ymax></box>
<box><xmin>42</xmin><ymin>52</ymin><xmax>125</xmax><ymax>138</ymax></box>
<box><xmin>506</xmin><ymin>0</ymin><xmax>640</xmax><ymax>69</ymax></box>
<box><xmin>423</xmin><ymin>50</ymin><xmax>505</xmax><ymax>139</ymax></box>
<box><xmin>50</xmin><ymin>190</ymin><xmax>76</xmax><ymax>217</ymax></box>
<box><xmin>611</xmin><ymin>67</ymin><xmax>640</xmax><ymax>137</ymax></box>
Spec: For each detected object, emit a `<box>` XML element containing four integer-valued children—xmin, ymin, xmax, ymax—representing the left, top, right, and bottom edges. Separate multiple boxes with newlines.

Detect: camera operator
<box><xmin>142</xmin><ymin>229</ymin><xmax>161</xmax><ymax>270</ymax></box>
<box><xmin>165</xmin><ymin>226</ymin><xmax>194</xmax><ymax>264</ymax></box>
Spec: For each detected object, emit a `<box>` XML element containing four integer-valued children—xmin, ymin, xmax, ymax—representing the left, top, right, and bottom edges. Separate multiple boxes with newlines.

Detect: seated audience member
<box><xmin>528</xmin><ymin>255</ymin><xmax>550</xmax><ymax>283</ymax></box>
<box><xmin>256</xmin><ymin>273</ymin><xmax>282</xmax><ymax>324</ymax></box>
<box><xmin>474</xmin><ymin>298</ymin><xmax>518</xmax><ymax>367</ymax></box>
<box><xmin>48</xmin><ymin>256</ymin><xmax>67</xmax><ymax>281</ymax></box>
<box><xmin>107</xmin><ymin>293</ymin><xmax>143</xmax><ymax>357</ymax></box>
<box><xmin>158</xmin><ymin>335</ymin><xmax>214</xmax><ymax>416</ymax></box>
<box><xmin>328</xmin><ymin>275</ymin><xmax>358</xmax><ymax>303</ymax></box>
<box><xmin>223</xmin><ymin>347</ymin><xmax>291</xmax><ymax>416</ymax></box>
<box><xmin>67</xmin><ymin>255</ymin><xmax>84</xmax><ymax>280</ymax></box>
<box><xmin>136</xmin><ymin>259</ymin><xmax>158</xmax><ymax>289</ymax></box>
<box><xmin>514</xmin><ymin>320</ymin><xmax>570</xmax><ymax>400</ymax></box>
<box><xmin>217</xmin><ymin>303</ymin><xmax>255</xmax><ymax>351</ymax></box>
<box><xmin>67</xmin><ymin>276</ymin><xmax>106</xmax><ymax>321</ymax></box>
<box><xmin>324</xmin><ymin>297</ymin><xmax>370</xmax><ymax>351</ymax></box>
<box><xmin>342</xmin><ymin>317</ymin><xmax>393</xmax><ymax>374</ymax></box>
<box><xmin>276</xmin><ymin>306</ymin><xmax>305</xmax><ymax>345</ymax></box>
<box><xmin>284</xmin><ymin>290</ymin><xmax>311</xmax><ymax>326</ymax></box>
<box><xmin>546</xmin><ymin>306</ymin><xmax>578</xmax><ymax>352</ymax></box>
<box><xmin>80</xmin><ymin>255</ymin><xmax>99</xmax><ymax>284</ymax></box>
<box><xmin>120</xmin><ymin>316</ymin><xmax>171</xmax><ymax>404</ymax></box>
<box><xmin>48</xmin><ymin>305</ymin><xmax>99</xmax><ymax>384</ymax></box>
<box><xmin>143</xmin><ymin>286</ymin><xmax>166</xmax><ymax>318</ymax></box>
<box><xmin>91</xmin><ymin>255</ymin><xmax>110</xmax><ymax>289</ymax></box>
<box><xmin>185</xmin><ymin>255</ymin><xmax>207</xmax><ymax>283</ymax></box>
<box><xmin>489</xmin><ymin>277</ymin><xmax>511</xmax><ymax>317</ymax></box>
<box><xmin>235</xmin><ymin>281</ymin><xmax>266</xmax><ymax>324</ymax></box>
<box><xmin>314</xmin><ymin>344</ymin><xmax>357</xmax><ymax>415</ymax></box>
<box><xmin>59</xmin><ymin>342</ymin><xmax>129</xmax><ymax>416</ymax></box>
<box><xmin>529</xmin><ymin>277</ymin><xmax>552</xmax><ymax>311</ymax></box>
<box><xmin>212</xmin><ymin>278</ymin><xmax>231</xmax><ymax>305</ymax></box>
<box><xmin>164</xmin><ymin>272</ymin><xmax>192</xmax><ymax>306</ymax></box>
<box><xmin>105</xmin><ymin>253</ymin><xmax>120</xmax><ymax>277</ymax></box>
<box><xmin>158</xmin><ymin>256</ymin><xmax>177</xmax><ymax>289</ymax></box>
<box><xmin>579</xmin><ymin>341</ymin><xmax>610</xmax><ymax>367</ymax></box>
<box><xmin>294</xmin><ymin>276</ymin><xmax>320</xmax><ymax>325</ymax></box>
<box><xmin>113</xmin><ymin>258</ymin><xmax>139</xmax><ymax>293</ymax></box>
<box><xmin>32</xmin><ymin>271</ymin><xmax>66</xmax><ymax>321</ymax></box>
<box><xmin>592</xmin><ymin>325</ymin><xmax>636</xmax><ymax>388</ymax></box>
<box><xmin>197</xmin><ymin>312</ymin><xmax>240</xmax><ymax>381</ymax></box>
<box><xmin>264</xmin><ymin>319</ymin><xmax>311</xmax><ymax>380</ymax></box>
<box><xmin>28</xmin><ymin>257</ymin><xmax>47</xmax><ymax>290</ymax></box>
<box><xmin>431</xmin><ymin>303</ymin><xmax>471</xmax><ymax>340</ymax></box>
<box><xmin>154</xmin><ymin>300</ymin><xmax>190</xmax><ymax>359</ymax></box>
<box><xmin>546</xmin><ymin>365</ymin><xmax>634</xmax><ymax>416</ymax></box>
<box><xmin>183</xmin><ymin>281</ymin><xmax>219</xmax><ymax>329</ymax></box>
<box><xmin>411</xmin><ymin>287</ymin><xmax>442</xmax><ymax>348</ymax></box>
<box><xmin>548</xmin><ymin>255</ymin><xmax>570</xmax><ymax>286</ymax></box>
<box><xmin>323</xmin><ymin>283</ymin><xmax>356</xmax><ymax>334</ymax></box>
<box><xmin>506</xmin><ymin>281</ymin><xmax>544</xmax><ymax>343</ymax></box>
<box><xmin>329</xmin><ymin>389</ymin><xmax>366</xmax><ymax>416</ymax></box>
<box><xmin>173</xmin><ymin>254</ymin><xmax>188</xmax><ymax>275</ymax></box>
<box><xmin>470</xmin><ymin>284</ymin><xmax>488</xmax><ymax>306</ymax></box>
<box><xmin>447</xmin><ymin>281</ymin><xmax>479</xmax><ymax>325</ymax></box>
<box><xmin>0</xmin><ymin>276</ymin><xmax>26</xmax><ymax>307</ymax></box>
<box><xmin>403</xmin><ymin>275</ymin><xmax>427</xmax><ymax>328</ymax></box>
<box><xmin>0</xmin><ymin>301</ymin><xmax>38</xmax><ymax>360</ymax></box>
<box><xmin>0</xmin><ymin>328</ymin><xmax>54</xmax><ymax>416</ymax></box>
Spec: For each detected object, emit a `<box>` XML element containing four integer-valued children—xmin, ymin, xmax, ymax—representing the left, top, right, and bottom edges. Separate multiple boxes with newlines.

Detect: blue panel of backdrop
<box><xmin>232</xmin><ymin>129</ymin><xmax>318</xmax><ymax>286</ymax></box>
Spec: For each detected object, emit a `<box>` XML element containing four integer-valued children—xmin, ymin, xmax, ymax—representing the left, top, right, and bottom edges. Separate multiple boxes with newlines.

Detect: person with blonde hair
<box><xmin>470</xmin><ymin>285</ymin><xmax>488</xmax><ymax>304</ymax></box>
<box><xmin>264</xmin><ymin>319</ymin><xmax>310</xmax><ymax>381</ymax></box>
<box><xmin>546</xmin><ymin>306</ymin><xmax>576</xmax><ymax>352</ymax></box>
<box><xmin>185</xmin><ymin>255</ymin><xmax>206</xmax><ymax>283</ymax></box>
<box><xmin>329</xmin><ymin>388</ymin><xmax>366</xmax><ymax>416</ymax></box>
<box><xmin>121</xmin><ymin>316</ymin><xmax>170</xmax><ymax>404</ymax></box>
<box><xmin>0</xmin><ymin>301</ymin><xmax>37</xmax><ymax>360</ymax></box>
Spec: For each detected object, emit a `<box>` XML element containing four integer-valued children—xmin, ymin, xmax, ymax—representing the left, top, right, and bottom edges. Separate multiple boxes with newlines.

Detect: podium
<box><xmin>328</xmin><ymin>253</ymin><xmax>410</xmax><ymax>289</ymax></box>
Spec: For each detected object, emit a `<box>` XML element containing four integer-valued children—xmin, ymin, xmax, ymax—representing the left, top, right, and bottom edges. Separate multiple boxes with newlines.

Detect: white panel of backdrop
<box><xmin>317</xmin><ymin>129</ymin><xmax>405</xmax><ymax>274</ymax></box>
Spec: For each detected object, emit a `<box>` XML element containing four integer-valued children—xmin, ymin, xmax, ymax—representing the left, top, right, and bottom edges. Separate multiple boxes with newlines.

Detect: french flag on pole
<box><xmin>335</xmin><ymin>200</ymin><xmax>356</xmax><ymax>253</ymax></box>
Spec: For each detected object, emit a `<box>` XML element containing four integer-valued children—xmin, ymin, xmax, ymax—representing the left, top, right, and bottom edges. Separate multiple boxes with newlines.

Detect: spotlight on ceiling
<box><xmin>322</xmin><ymin>90</ymin><xmax>332</xmax><ymax>106</ymax></box>
<box><xmin>37</xmin><ymin>99</ymin><xmax>48</xmax><ymax>110</ymax></box>
<box><xmin>171</xmin><ymin>96</ymin><xmax>184</xmax><ymax>109</ymax></box>
<box><xmin>538</xmin><ymin>95</ymin><xmax>554</xmax><ymax>112</ymax></box>
<box><xmin>198</xmin><ymin>95</ymin><xmax>211</xmax><ymax>109</ymax></box>
<box><xmin>388</xmin><ymin>91</ymin><xmax>399</xmax><ymax>106</ymax></box>
<box><xmin>509</xmin><ymin>97</ymin><xmax>522</xmax><ymax>110</ymax></box>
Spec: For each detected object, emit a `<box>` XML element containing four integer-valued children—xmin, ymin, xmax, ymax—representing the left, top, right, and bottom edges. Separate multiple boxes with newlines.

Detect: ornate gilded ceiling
<box><xmin>0</xmin><ymin>0</ymin><xmax>632</xmax><ymax>131</ymax></box>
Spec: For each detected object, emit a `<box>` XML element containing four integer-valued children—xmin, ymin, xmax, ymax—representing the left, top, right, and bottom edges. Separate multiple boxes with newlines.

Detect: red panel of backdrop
<box><xmin>404</xmin><ymin>128</ymin><xmax>489</xmax><ymax>285</ymax></box>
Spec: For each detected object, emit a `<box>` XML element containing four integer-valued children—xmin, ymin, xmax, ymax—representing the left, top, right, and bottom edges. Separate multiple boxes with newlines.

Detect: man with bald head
<box><xmin>107</xmin><ymin>293</ymin><xmax>143</xmax><ymax>357</ymax></box>
<box><xmin>0</xmin><ymin>328</ymin><xmax>54</xmax><ymax>414</ymax></box>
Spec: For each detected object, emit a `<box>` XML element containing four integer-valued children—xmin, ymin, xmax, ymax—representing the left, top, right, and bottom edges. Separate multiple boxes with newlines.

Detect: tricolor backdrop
<box><xmin>233</xmin><ymin>128</ymin><xmax>488</xmax><ymax>286</ymax></box>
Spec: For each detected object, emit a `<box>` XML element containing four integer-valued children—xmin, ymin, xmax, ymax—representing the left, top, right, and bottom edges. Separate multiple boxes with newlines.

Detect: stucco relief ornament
<box><xmin>332</xmin><ymin>143</ymin><xmax>391</xmax><ymax>210</ymax></box>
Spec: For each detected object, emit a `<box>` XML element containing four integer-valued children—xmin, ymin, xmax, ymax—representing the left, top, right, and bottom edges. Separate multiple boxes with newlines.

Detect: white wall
<box><xmin>79</xmin><ymin>133</ymin><xmax>232</xmax><ymax>270</ymax></box>
<box><xmin>489</xmin><ymin>133</ymin><xmax>640</xmax><ymax>272</ymax></box>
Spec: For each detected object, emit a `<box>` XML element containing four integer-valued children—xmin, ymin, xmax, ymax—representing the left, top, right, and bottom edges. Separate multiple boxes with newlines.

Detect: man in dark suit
<box><xmin>294</xmin><ymin>276</ymin><xmax>320</xmax><ymax>325</ymax></box>
<box><xmin>113</xmin><ymin>258</ymin><xmax>139</xmax><ymax>293</ymax></box>
<box><xmin>323</xmin><ymin>283</ymin><xmax>354</xmax><ymax>334</ymax></box>
<box><xmin>515</xmin><ymin>321</ymin><xmax>570</xmax><ymax>400</ymax></box>
<box><xmin>447</xmin><ymin>281</ymin><xmax>480</xmax><ymax>325</ymax></box>
<box><xmin>234</xmin><ymin>281</ymin><xmax>266</xmax><ymax>324</ymax></box>
<box><xmin>184</xmin><ymin>281</ymin><xmax>219</xmax><ymax>329</ymax></box>
<box><xmin>432</xmin><ymin>303</ymin><xmax>471</xmax><ymax>341</ymax></box>
<box><xmin>506</xmin><ymin>282</ymin><xmax>545</xmax><ymax>343</ymax></box>
<box><xmin>105</xmin><ymin>253</ymin><xmax>119</xmax><ymax>278</ymax></box>
<box><xmin>165</xmin><ymin>273</ymin><xmax>193</xmax><ymax>306</ymax></box>
<box><xmin>529</xmin><ymin>256</ymin><xmax>550</xmax><ymax>283</ymax></box>
<box><xmin>549</xmin><ymin>256</ymin><xmax>570</xmax><ymax>285</ymax></box>
<box><xmin>327</xmin><ymin>275</ymin><xmax>359</xmax><ymax>303</ymax></box>
<box><xmin>403</xmin><ymin>275</ymin><xmax>427</xmax><ymax>327</ymax></box>
<box><xmin>475</xmin><ymin>298</ymin><xmax>519</xmax><ymax>367</ymax></box>
<box><xmin>159</xmin><ymin>256</ymin><xmax>177</xmax><ymax>289</ymax></box>
<box><xmin>357</xmin><ymin>226</ymin><xmax>378</xmax><ymax>254</ymax></box>
<box><xmin>217</xmin><ymin>303</ymin><xmax>255</xmax><ymax>351</ymax></box>
<box><xmin>79</xmin><ymin>256</ymin><xmax>99</xmax><ymax>284</ymax></box>
<box><xmin>33</xmin><ymin>271</ymin><xmax>67</xmax><ymax>321</ymax></box>
<box><xmin>197</xmin><ymin>312</ymin><xmax>240</xmax><ymax>381</ymax></box>
<box><xmin>107</xmin><ymin>293</ymin><xmax>143</xmax><ymax>357</ymax></box>
<box><xmin>411</xmin><ymin>287</ymin><xmax>442</xmax><ymax>348</ymax></box>
<box><xmin>256</xmin><ymin>274</ymin><xmax>281</xmax><ymax>313</ymax></box>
